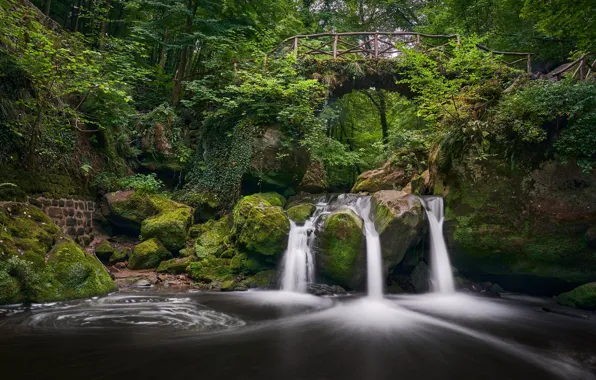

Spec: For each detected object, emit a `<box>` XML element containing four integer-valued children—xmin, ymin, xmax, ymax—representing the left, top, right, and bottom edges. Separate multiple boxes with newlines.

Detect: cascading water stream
<box><xmin>280</xmin><ymin>200</ymin><xmax>329</xmax><ymax>293</ymax></box>
<box><xmin>420</xmin><ymin>197</ymin><xmax>455</xmax><ymax>293</ymax></box>
<box><xmin>353</xmin><ymin>197</ymin><xmax>384</xmax><ymax>300</ymax></box>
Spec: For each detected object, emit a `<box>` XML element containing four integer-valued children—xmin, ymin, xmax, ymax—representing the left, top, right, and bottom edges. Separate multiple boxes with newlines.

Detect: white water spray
<box><xmin>421</xmin><ymin>197</ymin><xmax>455</xmax><ymax>293</ymax></box>
<box><xmin>280</xmin><ymin>201</ymin><xmax>329</xmax><ymax>293</ymax></box>
<box><xmin>353</xmin><ymin>197</ymin><xmax>384</xmax><ymax>299</ymax></box>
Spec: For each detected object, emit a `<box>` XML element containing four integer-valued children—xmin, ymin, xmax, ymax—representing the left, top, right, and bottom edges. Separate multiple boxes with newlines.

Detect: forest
<box><xmin>1</xmin><ymin>0</ymin><xmax>596</xmax><ymax>379</ymax></box>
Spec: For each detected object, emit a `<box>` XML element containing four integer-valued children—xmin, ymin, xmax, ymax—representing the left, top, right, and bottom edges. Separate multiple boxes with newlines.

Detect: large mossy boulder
<box><xmin>287</xmin><ymin>203</ymin><xmax>316</xmax><ymax>225</ymax></box>
<box><xmin>297</xmin><ymin>160</ymin><xmax>329</xmax><ymax>194</ymax></box>
<box><xmin>128</xmin><ymin>238</ymin><xmax>172</xmax><ymax>270</ymax></box>
<box><xmin>316</xmin><ymin>208</ymin><xmax>365</xmax><ymax>289</ymax></box>
<box><xmin>140</xmin><ymin>198</ymin><xmax>193</xmax><ymax>252</ymax></box>
<box><xmin>175</xmin><ymin>190</ymin><xmax>222</xmax><ymax>223</ymax></box>
<box><xmin>557</xmin><ymin>283</ymin><xmax>596</xmax><ymax>310</ymax></box>
<box><xmin>105</xmin><ymin>191</ymin><xmax>193</xmax><ymax>251</ymax></box>
<box><xmin>372</xmin><ymin>190</ymin><xmax>425</xmax><ymax>273</ymax></box>
<box><xmin>233</xmin><ymin>194</ymin><xmax>290</xmax><ymax>256</ymax></box>
<box><xmin>432</xmin><ymin>142</ymin><xmax>596</xmax><ymax>294</ymax></box>
<box><xmin>352</xmin><ymin>161</ymin><xmax>412</xmax><ymax>193</ymax></box>
<box><xmin>0</xmin><ymin>203</ymin><xmax>116</xmax><ymax>304</ymax></box>
<box><xmin>192</xmin><ymin>216</ymin><xmax>233</xmax><ymax>258</ymax></box>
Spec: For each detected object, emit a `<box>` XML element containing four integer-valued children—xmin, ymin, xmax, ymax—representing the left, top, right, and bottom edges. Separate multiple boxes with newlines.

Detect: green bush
<box><xmin>118</xmin><ymin>174</ymin><xmax>164</xmax><ymax>195</ymax></box>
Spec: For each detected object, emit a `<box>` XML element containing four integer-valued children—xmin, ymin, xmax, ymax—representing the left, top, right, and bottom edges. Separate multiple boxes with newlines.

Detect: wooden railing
<box><xmin>270</xmin><ymin>32</ymin><xmax>534</xmax><ymax>73</ymax></box>
<box><xmin>546</xmin><ymin>53</ymin><xmax>596</xmax><ymax>81</ymax></box>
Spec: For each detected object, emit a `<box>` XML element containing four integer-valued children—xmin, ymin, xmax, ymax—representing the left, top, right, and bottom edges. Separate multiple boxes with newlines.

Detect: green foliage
<box><xmin>118</xmin><ymin>173</ymin><xmax>164</xmax><ymax>195</ymax></box>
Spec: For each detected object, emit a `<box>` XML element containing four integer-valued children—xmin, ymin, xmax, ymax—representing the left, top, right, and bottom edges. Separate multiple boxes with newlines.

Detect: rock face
<box><xmin>371</xmin><ymin>190</ymin><xmax>426</xmax><ymax>274</ymax></box>
<box><xmin>0</xmin><ymin>203</ymin><xmax>116</xmax><ymax>304</ymax></box>
<box><xmin>298</xmin><ymin>160</ymin><xmax>329</xmax><ymax>194</ymax></box>
<box><xmin>352</xmin><ymin>161</ymin><xmax>412</xmax><ymax>193</ymax></box>
<box><xmin>432</xmin><ymin>144</ymin><xmax>596</xmax><ymax>294</ymax></box>
<box><xmin>287</xmin><ymin>203</ymin><xmax>316</xmax><ymax>225</ymax></box>
<box><xmin>128</xmin><ymin>238</ymin><xmax>172</xmax><ymax>270</ymax></box>
<box><xmin>557</xmin><ymin>283</ymin><xmax>596</xmax><ymax>310</ymax></box>
<box><xmin>233</xmin><ymin>194</ymin><xmax>290</xmax><ymax>256</ymax></box>
<box><xmin>244</xmin><ymin>127</ymin><xmax>309</xmax><ymax>193</ymax></box>
<box><xmin>316</xmin><ymin>208</ymin><xmax>365</xmax><ymax>289</ymax></box>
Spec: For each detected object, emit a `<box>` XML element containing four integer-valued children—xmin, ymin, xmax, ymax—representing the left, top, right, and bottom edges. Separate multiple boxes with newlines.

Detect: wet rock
<box><xmin>371</xmin><ymin>190</ymin><xmax>425</xmax><ymax>274</ymax></box>
<box><xmin>316</xmin><ymin>208</ymin><xmax>365</xmax><ymax>289</ymax></box>
<box><xmin>221</xmin><ymin>280</ymin><xmax>248</xmax><ymax>292</ymax></box>
<box><xmin>157</xmin><ymin>256</ymin><xmax>196</xmax><ymax>274</ymax></box>
<box><xmin>410</xmin><ymin>262</ymin><xmax>430</xmax><ymax>293</ymax></box>
<box><xmin>307</xmin><ymin>283</ymin><xmax>347</xmax><ymax>296</ymax></box>
<box><xmin>94</xmin><ymin>240</ymin><xmax>114</xmax><ymax>262</ymax></box>
<box><xmin>242</xmin><ymin>270</ymin><xmax>278</xmax><ymax>289</ymax></box>
<box><xmin>287</xmin><ymin>203</ymin><xmax>316</xmax><ymax>225</ymax></box>
<box><xmin>133</xmin><ymin>279</ymin><xmax>152</xmax><ymax>288</ymax></box>
<box><xmin>109</xmin><ymin>248</ymin><xmax>129</xmax><ymax>265</ymax></box>
<box><xmin>557</xmin><ymin>283</ymin><xmax>596</xmax><ymax>310</ymax></box>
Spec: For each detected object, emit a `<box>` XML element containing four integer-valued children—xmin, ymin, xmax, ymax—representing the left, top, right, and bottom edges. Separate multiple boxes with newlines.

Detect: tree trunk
<box><xmin>99</xmin><ymin>0</ymin><xmax>111</xmax><ymax>50</ymax></box>
<box><xmin>377</xmin><ymin>89</ymin><xmax>389</xmax><ymax>147</ymax></box>
<box><xmin>159</xmin><ymin>28</ymin><xmax>168</xmax><ymax>69</ymax></box>
<box><xmin>43</xmin><ymin>0</ymin><xmax>51</xmax><ymax>16</ymax></box>
<box><xmin>172</xmin><ymin>0</ymin><xmax>197</xmax><ymax>105</ymax></box>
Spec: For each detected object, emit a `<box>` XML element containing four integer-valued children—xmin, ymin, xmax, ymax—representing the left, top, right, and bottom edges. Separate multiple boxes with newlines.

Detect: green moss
<box><xmin>318</xmin><ymin>209</ymin><xmax>364</xmax><ymax>288</ymax></box>
<box><xmin>233</xmin><ymin>195</ymin><xmax>290</xmax><ymax>256</ymax></box>
<box><xmin>256</xmin><ymin>192</ymin><xmax>286</xmax><ymax>208</ymax></box>
<box><xmin>187</xmin><ymin>255</ymin><xmax>235</xmax><ymax>283</ymax></box>
<box><xmin>193</xmin><ymin>216</ymin><xmax>233</xmax><ymax>258</ymax></box>
<box><xmin>108</xmin><ymin>248</ymin><xmax>129</xmax><ymax>265</ymax></box>
<box><xmin>157</xmin><ymin>256</ymin><xmax>195</xmax><ymax>274</ymax></box>
<box><xmin>242</xmin><ymin>270</ymin><xmax>277</xmax><ymax>289</ymax></box>
<box><xmin>175</xmin><ymin>190</ymin><xmax>222</xmax><ymax>222</ymax></box>
<box><xmin>0</xmin><ymin>269</ymin><xmax>22</xmax><ymax>304</ymax></box>
<box><xmin>128</xmin><ymin>238</ymin><xmax>172</xmax><ymax>269</ymax></box>
<box><xmin>557</xmin><ymin>283</ymin><xmax>596</xmax><ymax>310</ymax></box>
<box><xmin>107</xmin><ymin>191</ymin><xmax>159</xmax><ymax>230</ymax></box>
<box><xmin>141</xmin><ymin>205</ymin><xmax>193</xmax><ymax>252</ymax></box>
<box><xmin>95</xmin><ymin>240</ymin><xmax>114</xmax><ymax>261</ymax></box>
<box><xmin>287</xmin><ymin>203</ymin><xmax>316</xmax><ymax>225</ymax></box>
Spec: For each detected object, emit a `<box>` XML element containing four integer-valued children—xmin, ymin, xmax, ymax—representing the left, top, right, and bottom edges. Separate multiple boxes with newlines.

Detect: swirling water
<box><xmin>1</xmin><ymin>290</ymin><xmax>595</xmax><ymax>380</ymax></box>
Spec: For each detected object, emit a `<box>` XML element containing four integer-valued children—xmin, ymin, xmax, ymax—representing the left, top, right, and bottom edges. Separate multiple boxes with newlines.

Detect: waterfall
<box><xmin>280</xmin><ymin>200</ymin><xmax>329</xmax><ymax>293</ymax></box>
<box><xmin>421</xmin><ymin>197</ymin><xmax>455</xmax><ymax>293</ymax></box>
<box><xmin>353</xmin><ymin>197</ymin><xmax>384</xmax><ymax>299</ymax></box>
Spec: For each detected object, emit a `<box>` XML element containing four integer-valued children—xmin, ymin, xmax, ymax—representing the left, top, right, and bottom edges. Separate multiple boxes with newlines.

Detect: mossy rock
<box><xmin>233</xmin><ymin>195</ymin><xmax>290</xmax><ymax>256</ymax></box>
<box><xmin>287</xmin><ymin>203</ymin><xmax>316</xmax><ymax>225</ymax></box>
<box><xmin>187</xmin><ymin>255</ymin><xmax>235</xmax><ymax>283</ymax></box>
<box><xmin>157</xmin><ymin>256</ymin><xmax>196</xmax><ymax>274</ymax></box>
<box><xmin>557</xmin><ymin>283</ymin><xmax>596</xmax><ymax>310</ymax></box>
<box><xmin>95</xmin><ymin>240</ymin><xmax>115</xmax><ymax>262</ymax></box>
<box><xmin>371</xmin><ymin>191</ymin><xmax>425</xmax><ymax>272</ymax></box>
<box><xmin>316</xmin><ymin>209</ymin><xmax>365</xmax><ymax>289</ymax></box>
<box><xmin>351</xmin><ymin>161</ymin><xmax>410</xmax><ymax>193</ymax></box>
<box><xmin>105</xmin><ymin>190</ymin><xmax>159</xmax><ymax>233</ymax></box>
<box><xmin>128</xmin><ymin>238</ymin><xmax>172</xmax><ymax>270</ymax></box>
<box><xmin>141</xmin><ymin>203</ymin><xmax>193</xmax><ymax>252</ymax></box>
<box><xmin>193</xmin><ymin>216</ymin><xmax>233</xmax><ymax>258</ymax></box>
<box><xmin>256</xmin><ymin>192</ymin><xmax>286</xmax><ymax>208</ymax></box>
<box><xmin>0</xmin><ymin>184</ymin><xmax>27</xmax><ymax>202</ymax></box>
<box><xmin>242</xmin><ymin>270</ymin><xmax>278</xmax><ymax>289</ymax></box>
<box><xmin>176</xmin><ymin>190</ymin><xmax>222</xmax><ymax>223</ymax></box>
<box><xmin>45</xmin><ymin>241</ymin><xmax>118</xmax><ymax>300</ymax></box>
<box><xmin>221</xmin><ymin>280</ymin><xmax>248</xmax><ymax>292</ymax></box>
<box><xmin>108</xmin><ymin>248</ymin><xmax>129</xmax><ymax>265</ymax></box>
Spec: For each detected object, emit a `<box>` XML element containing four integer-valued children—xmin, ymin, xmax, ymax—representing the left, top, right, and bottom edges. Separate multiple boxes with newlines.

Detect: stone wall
<box><xmin>29</xmin><ymin>197</ymin><xmax>96</xmax><ymax>245</ymax></box>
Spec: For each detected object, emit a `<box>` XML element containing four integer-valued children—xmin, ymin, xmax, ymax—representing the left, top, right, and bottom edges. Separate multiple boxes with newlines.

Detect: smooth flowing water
<box><xmin>352</xmin><ymin>197</ymin><xmax>384</xmax><ymax>299</ymax></box>
<box><xmin>280</xmin><ymin>200</ymin><xmax>329</xmax><ymax>292</ymax></box>
<box><xmin>421</xmin><ymin>196</ymin><xmax>456</xmax><ymax>293</ymax></box>
<box><xmin>1</xmin><ymin>290</ymin><xmax>594</xmax><ymax>380</ymax></box>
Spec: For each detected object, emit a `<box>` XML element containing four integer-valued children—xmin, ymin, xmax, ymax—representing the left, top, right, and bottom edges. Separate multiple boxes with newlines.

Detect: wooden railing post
<box><xmin>374</xmin><ymin>33</ymin><xmax>379</xmax><ymax>58</ymax></box>
<box><xmin>527</xmin><ymin>54</ymin><xmax>532</xmax><ymax>74</ymax></box>
<box><xmin>333</xmin><ymin>34</ymin><xmax>338</xmax><ymax>59</ymax></box>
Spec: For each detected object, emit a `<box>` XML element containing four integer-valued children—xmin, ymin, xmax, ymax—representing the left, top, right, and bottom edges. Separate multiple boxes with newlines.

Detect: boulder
<box><xmin>104</xmin><ymin>190</ymin><xmax>159</xmax><ymax>234</ymax></box>
<box><xmin>140</xmin><ymin>198</ymin><xmax>193</xmax><ymax>252</ymax></box>
<box><xmin>352</xmin><ymin>161</ymin><xmax>412</xmax><ymax>193</ymax></box>
<box><xmin>157</xmin><ymin>256</ymin><xmax>196</xmax><ymax>274</ymax></box>
<box><xmin>243</xmin><ymin>127</ymin><xmax>310</xmax><ymax>193</ymax></box>
<box><xmin>256</xmin><ymin>192</ymin><xmax>286</xmax><ymax>208</ymax></box>
<box><xmin>187</xmin><ymin>256</ymin><xmax>234</xmax><ymax>283</ymax></box>
<box><xmin>0</xmin><ymin>203</ymin><xmax>116</xmax><ymax>304</ymax></box>
<box><xmin>371</xmin><ymin>190</ymin><xmax>425</xmax><ymax>273</ymax></box>
<box><xmin>287</xmin><ymin>203</ymin><xmax>316</xmax><ymax>225</ymax></box>
<box><xmin>410</xmin><ymin>261</ymin><xmax>430</xmax><ymax>293</ymax></box>
<box><xmin>233</xmin><ymin>195</ymin><xmax>290</xmax><ymax>256</ymax></box>
<box><xmin>221</xmin><ymin>280</ymin><xmax>248</xmax><ymax>292</ymax></box>
<box><xmin>176</xmin><ymin>190</ymin><xmax>222</xmax><ymax>223</ymax></box>
<box><xmin>128</xmin><ymin>238</ymin><xmax>172</xmax><ymax>270</ymax></box>
<box><xmin>242</xmin><ymin>270</ymin><xmax>278</xmax><ymax>289</ymax></box>
<box><xmin>316</xmin><ymin>208</ymin><xmax>365</xmax><ymax>289</ymax></box>
<box><xmin>109</xmin><ymin>248</ymin><xmax>129</xmax><ymax>265</ymax></box>
<box><xmin>298</xmin><ymin>160</ymin><xmax>329</xmax><ymax>194</ymax></box>
<box><xmin>557</xmin><ymin>283</ymin><xmax>596</xmax><ymax>310</ymax></box>
<box><xmin>193</xmin><ymin>216</ymin><xmax>233</xmax><ymax>258</ymax></box>
<box><xmin>94</xmin><ymin>240</ymin><xmax>114</xmax><ymax>262</ymax></box>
